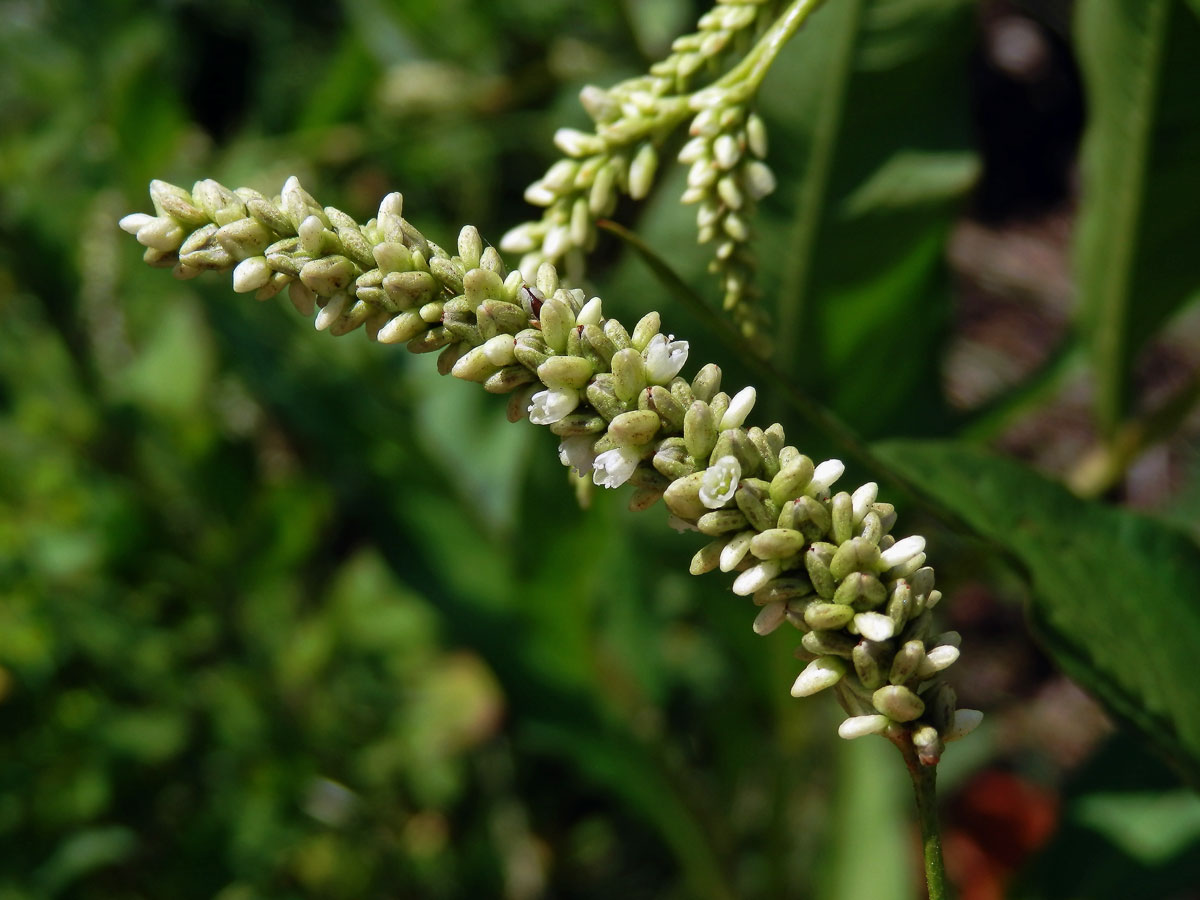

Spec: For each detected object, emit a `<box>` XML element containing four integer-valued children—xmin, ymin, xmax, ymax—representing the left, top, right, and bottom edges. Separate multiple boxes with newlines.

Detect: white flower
<box><xmin>557</xmin><ymin>435</ymin><xmax>597</xmax><ymax>475</ymax></box>
<box><xmin>643</xmin><ymin>333</ymin><xmax>689</xmax><ymax>384</ymax></box>
<box><xmin>699</xmin><ymin>455</ymin><xmax>741</xmax><ymax>509</ymax></box>
<box><xmin>853</xmin><ymin>612</ymin><xmax>895</xmax><ymax>643</ymax></box>
<box><xmin>719</xmin><ymin>386</ymin><xmax>756</xmax><ymax>431</ymax></box>
<box><xmin>592</xmin><ymin>446</ymin><xmax>641</xmax><ymax>489</ymax></box>
<box><xmin>528</xmin><ymin>388</ymin><xmax>579</xmax><ymax>425</ymax></box>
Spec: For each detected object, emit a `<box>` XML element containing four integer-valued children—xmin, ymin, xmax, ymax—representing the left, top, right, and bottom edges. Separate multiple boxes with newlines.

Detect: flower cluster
<box><xmin>499</xmin><ymin>0</ymin><xmax>781</xmax><ymax>345</ymax></box>
<box><xmin>120</xmin><ymin>176</ymin><xmax>980</xmax><ymax>761</ymax></box>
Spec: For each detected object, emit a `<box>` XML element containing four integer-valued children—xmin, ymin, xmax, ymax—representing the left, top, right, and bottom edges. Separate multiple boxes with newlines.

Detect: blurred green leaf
<box><xmin>766</xmin><ymin>0</ymin><xmax>976</xmax><ymax>437</ymax></box>
<box><xmin>875</xmin><ymin>439</ymin><xmax>1200</xmax><ymax>782</ymax></box>
<box><xmin>1073</xmin><ymin>0</ymin><xmax>1200</xmax><ymax>432</ymax></box>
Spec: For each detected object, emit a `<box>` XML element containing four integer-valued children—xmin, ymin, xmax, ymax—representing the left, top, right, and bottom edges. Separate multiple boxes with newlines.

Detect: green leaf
<box><xmin>874</xmin><ymin>439</ymin><xmax>1200</xmax><ymax>782</ymax></box>
<box><xmin>1073</xmin><ymin>0</ymin><xmax>1200</xmax><ymax>432</ymax></box>
<box><xmin>765</xmin><ymin>0</ymin><xmax>976</xmax><ymax>437</ymax></box>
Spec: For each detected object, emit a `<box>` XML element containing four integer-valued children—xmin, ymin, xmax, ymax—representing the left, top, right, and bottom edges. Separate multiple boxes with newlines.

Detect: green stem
<box><xmin>892</xmin><ymin>735</ymin><xmax>950</xmax><ymax>900</ymax></box>
<box><xmin>712</xmin><ymin>0</ymin><xmax>829</xmax><ymax>102</ymax></box>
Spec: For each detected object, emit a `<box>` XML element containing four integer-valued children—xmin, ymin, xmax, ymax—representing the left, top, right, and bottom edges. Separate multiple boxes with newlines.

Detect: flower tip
<box><xmin>944</xmin><ymin>709</ymin><xmax>983</xmax><ymax>743</ymax></box>
<box><xmin>838</xmin><ymin>714</ymin><xmax>889</xmax><ymax>740</ymax></box>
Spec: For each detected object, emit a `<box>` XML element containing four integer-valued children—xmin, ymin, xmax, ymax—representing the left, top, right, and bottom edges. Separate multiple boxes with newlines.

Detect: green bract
<box><xmin>120</xmin><ymin>175</ymin><xmax>980</xmax><ymax>762</ymax></box>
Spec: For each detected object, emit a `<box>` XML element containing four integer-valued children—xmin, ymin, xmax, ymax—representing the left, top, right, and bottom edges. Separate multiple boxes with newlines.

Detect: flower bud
<box><xmin>663</xmin><ymin>470</ymin><xmax>709</xmax><ymax>520</ymax></box>
<box><xmin>608</xmin><ymin>409</ymin><xmax>661</xmax><ymax>446</ymax></box>
<box><xmin>804</xmin><ymin>602</ymin><xmax>855</xmax><ymax>631</ymax></box>
<box><xmin>769</xmin><ymin>456</ymin><xmax>815</xmax><ymax>506</ymax></box>
<box><xmin>872</xmin><ymin>685</ymin><xmax>925</xmax><ymax>723</ymax></box>
<box><xmin>889</xmin><ymin>640</ymin><xmax>926</xmax><ymax>685</ymax></box>
<box><xmin>839</xmin><ymin>715</ymin><xmax>889</xmax><ymax>740</ymax></box>
<box><xmin>732</xmin><ymin>559</ymin><xmax>782</xmax><ymax>596</ymax></box>
<box><xmin>538</xmin><ymin>355</ymin><xmax>594</xmax><ymax>390</ymax></box>
<box><xmin>697</xmin><ymin>509</ymin><xmax>749</xmax><ymax>536</ymax></box>
<box><xmin>232</xmin><ymin>256</ymin><xmax>273</xmax><ymax>293</ymax></box>
<box><xmin>853</xmin><ymin>611</ymin><xmax>895</xmax><ymax>643</ymax></box>
<box><xmin>753</xmin><ymin>601</ymin><xmax>787</xmax><ymax>636</ymax></box>
<box><xmin>629</xmin><ymin>142</ymin><xmax>659</xmax><ymax>200</ymax></box>
<box><xmin>853</xmin><ymin>640</ymin><xmax>890</xmax><ymax>690</ymax></box>
<box><xmin>791</xmin><ymin>657</ymin><xmax>846</xmax><ymax>697</ymax></box>
<box><xmin>944</xmin><ymin>709</ymin><xmax>984</xmax><ymax>743</ymax></box>
<box><xmin>830</xmin><ymin>538</ymin><xmax>883</xmax><ymax>581</ymax></box>
<box><xmin>805</xmin><ymin>543</ymin><xmax>837</xmax><ymax>599</ymax></box>
<box><xmin>750</xmin><ymin>528</ymin><xmax>806</xmax><ymax>560</ymax></box>
<box><xmin>801</xmin><ymin>630</ymin><xmax>856</xmax><ymax>658</ymax></box>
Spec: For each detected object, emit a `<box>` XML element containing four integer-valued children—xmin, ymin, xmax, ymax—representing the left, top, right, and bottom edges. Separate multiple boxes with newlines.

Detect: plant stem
<box><xmin>713</xmin><ymin>0</ymin><xmax>830</xmax><ymax>102</ymax></box>
<box><xmin>891</xmin><ymin>733</ymin><xmax>950</xmax><ymax>900</ymax></box>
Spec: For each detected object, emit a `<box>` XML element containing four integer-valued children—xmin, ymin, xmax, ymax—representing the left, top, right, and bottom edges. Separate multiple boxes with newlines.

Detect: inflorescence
<box><xmin>120</xmin><ymin>176</ymin><xmax>981</xmax><ymax>761</ymax></box>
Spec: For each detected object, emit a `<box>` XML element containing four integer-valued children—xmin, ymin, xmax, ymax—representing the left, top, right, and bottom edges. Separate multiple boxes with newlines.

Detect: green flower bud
<box><xmin>769</xmin><ymin>455</ymin><xmax>814</xmax><ymax>506</ymax></box>
<box><xmin>608</xmin><ymin>410</ymin><xmax>660</xmax><ymax>446</ymax></box>
<box><xmin>611</xmin><ymin>347</ymin><xmax>648</xmax><ymax>403</ymax></box>
<box><xmin>853</xmin><ymin>640</ymin><xmax>892</xmax><ymax>690</ymax></box>
<box><xmin>912</xmin><ymin>725</ymin><xmax>943</xmax><ymax>766</ymax></box>
<box><xmin>289</xmin><ymin>281</ymin><xmax>316</xmax><ymax>317</ymax></box>
<box><xmin>581</xmin><ymin>323</ymin><xmax>616</xmax><ymax>366</ymax></box>
<box><xmin>691</xmin><ymin>363</ymin><xmax>722</xmax><ymax>403</ymax></box>
<box><xmin>631</xmin><ymin>311</ymin><xmax>660</xmax><ymax>351</ymax></box>
<box><xmin>383</xmin><ymin>270</ymin><xmax>437</xmax><ymax>308</ymax></box>
<box><xmin>801</xmin><ymin>630</ymin><xmax>856</xmax><ymax>659</ymax></box>
<box><xmin>697</xmin><ymin>509</ymin><xmax>749</xmax><ymax>536</ymax></box>
<box><xmin>429</xmin><ymin>256</ymin><xmax>465</xmax><ymax>295</ymax></box>
<box><xmin>747</xmin><ymin>427</ymin><xmax>780</xmax><ymax>480</ymax></box>
<box><xmin>831</xmin><ymin>492</ymin><xmax>854</xmax><ymax>545</ymax></box>
<box><xmin>735</xmin><ymin>478</ymin><xmax>779</xmax><ymax>532</ymax></box>
<box><xmin>663</xmin><ymin>470</ymin><xmax>708</xmax><ymax>520</ymax></box>
<box><xmin>833</xmin><ymin>571</ymin><xmax>887</xmax><ymax>611</ymax></box>
<box><xmin>652</xmin><ymin>439</ymin><xmax>696</xmax><ymax>480</ymax></box>
<box><xmin>300</xmin><ymin>255</ymin><xmax>359</xmax><ymax>296</ymax></box>
<box><xmin>753</xmin><ymin>576</ymin><xmax>813</xmax><ymax>606</ymax></box>
<box><xmin>374</xmin><ymin>241</ymin><xmax>413</xmax><ymax>274</ymax></box>
<box><xmin>549</xmin><ymin>413</ymin><xmax>607</xmax><ymax>437</ymax></box>
<box><xmin>753</xmin><ymin>601</ymin><xmax>788</xmax><ymax>636</ymax></box>
<box><xmin>407</xmin><ymin>325</ymin><xmax>453</xmax><ymax>354</ymax></box>
<box><xmin>872</xmin><ymin>685</ymin><xmax>924</xmax><ymax>723</ymax></box>
<box><xmin>232</xmin><ymin>256</ymin><xmax>272</xmax><ymax>293</ymax></box>
<box><xmin>788</xmin><ymin>494</ymin><xmax>832</xmax><ymax>542</ymax></box>
<box><xmin>451</xmin><ymin>346</ymin><xmax>500</xmax><ymax>383</ymax></box>
<box><xmin>538</xmin><ymin>355</ymin><xmax>595</xmax><ymax>390</ymax></box>
<box><xmin>539</xmin><ymin>297</ymin><xmax>574</xmax><ymax>353</ymax></box>
<box><xmin>149</xmin><ymin>180</ymin><xmax>208</xmax><ymax>226</ymax></box>
<box><xmin>377</xmin><ymin>311</ymin><xmax>427</xmax><ymax>344</ymax></box>
<box><xmin>805</xmin><ymin>543</ymin><xmax>837</xmax><ymax>599</ymax></box>
<box><xmin>684</xmin><ymin>401</ymin><xmax>718</xmax><ymax>462</ymax></box>
<box><xmin>830</xmin><ymin>538</ymin><xmax>883</xmax><ymax>582</ymax></box>
<box><xmin>804</xmin><ymin>602</ymin><xmax>855</xmax><ymax>631</ymax></box>
<box><xmin>889</xmin><ymin>640</ymin><xmax>926</xmax><ymax>685</ymax></box>
<box><xmin>464</xmin><ymin>267</ymin><xmax>504</xmax><ymax>306</ymax></box>
<box><xmin>750</xmin><ymin>528</ymin><xmax>806</xmax><ymax>560</ymax></box>
<box><xmin>246</xmin><ymin>196</ymin><xmax>292</xmax><ymax>236</ymax></box>
<box><xmin>645</xmin><ymin>385</ymin><xmax>686</xmax><ymax>433</ymax></box>
<box><xmin>586</xmin><ymin>376</ymin><xmax>629</xmax><ymax>421</ymax></box>
<box><xmin>690</xmin><ymin>539</ymin><xmax>726</xmax><ymax>575</ymax></box>
<box><xmin>629</xmin><ymin>142</ymin><xmax>659</xmax><ymax>200</ymax></box>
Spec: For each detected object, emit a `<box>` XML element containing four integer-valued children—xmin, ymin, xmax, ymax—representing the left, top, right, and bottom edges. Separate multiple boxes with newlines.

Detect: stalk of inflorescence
<box><xmin>120</xmin><ymin>175</ymin><xmax>980</xmax><ymax>894</ymax></box>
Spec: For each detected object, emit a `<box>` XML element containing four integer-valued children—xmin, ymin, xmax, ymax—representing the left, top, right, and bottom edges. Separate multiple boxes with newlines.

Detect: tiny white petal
<box><xmin>881</xmin><ymin>535</ymin><xmax>927</xmax><ymax>569</ymax></box>
<box><xmin>592</xmin><ymin>446</ymin><xmax>640</xmax><ymax>489</ymax></box>
<box><xmin>854</xmin><ymin>612</ymin><xmax>895</xmax><ymax>643</ymax></box>
<box><xmin>643</xmin><ymin>333</ymin><xmax>689</xmax><ymax>384</ymax></box>
<box><xmin>719</xmin><ymin>386</ymin><xmax>756</xmax><ymax>431</ymax></box>
<box><xmin>851</xmin><ymin>482</ymin><xmax>879</xmax><ymax>523</ymax></box>
<box><xmin>790</xmin><ymin>657</ymin><xmax>846</xmax><ymax>697</ymax></box>
<box><xmin>528</xmin><ymin>388</ymin><xmax>579</xmax><ymax>425</ymax></box>
<box><xmin>719</xmin><ymin>529</ymin><xmax>754</xmax><ymax>572</ymax></box>
<box><xmin>119</xmin><ymin>212</ymin><xmax>153</xmax><ymax>235</ymax></box>
<box><xmin>944</xmin><ymin>709</ymin><xmax>984</xmax><ymax>743</ymax></box>
<box><xmin>700</xmin><ymin>455</ymin><xmax>741</xmax><ymax>509</ymax></box>
<box><xmin>732</xmin><ymin>559</ymin><xmax>782</xmax><ymax>596</ymax></box>
<box><xmin>576</xmin><ymin>296</ymin><xmax>604</xmax><ymax>326</ymax></box>
<box><xmin>838</xmin><ymin>714</ymin><xmax>890</xmax><ymax>740</ymax></box>
<box><xmin>557</xmin><ymin>435</ymin><xmax>597</xmax><ymax>475</ymax></box>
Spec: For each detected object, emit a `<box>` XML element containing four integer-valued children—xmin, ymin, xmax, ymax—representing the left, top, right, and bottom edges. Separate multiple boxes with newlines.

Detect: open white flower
<box><xmin>557</xmin><ymin>435</ymin><xmax>597</xmax><ymax>475</ymax></box>
<box><xmin>643</xmin><ymin>333</ymin><xmax>689</xmax><ymax>384</ymax></box>
<box><xmin>592</xmin><ymin>446</ymin><xmax>641</xmax><ymax>489</ymax></box>
<box><xmin>699</xmin><ymin>455</ymin><xmax>741</xmax><ymax>508</ymax></box>
<box><xmin>528</xmin><ymin>387</ymin><xmax>579</xmax><ymax>425</ymax></box>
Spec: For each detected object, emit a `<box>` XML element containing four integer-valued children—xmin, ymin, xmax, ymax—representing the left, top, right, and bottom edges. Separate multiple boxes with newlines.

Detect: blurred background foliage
<box><xmin>1</xmin><ymin>0</ymin><xmax>1199</xmax><ymax>897</ymax></box>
